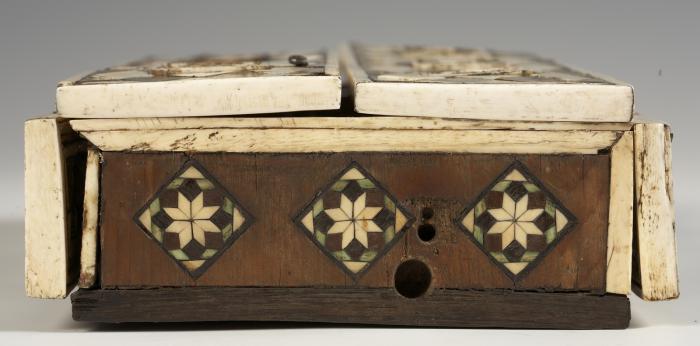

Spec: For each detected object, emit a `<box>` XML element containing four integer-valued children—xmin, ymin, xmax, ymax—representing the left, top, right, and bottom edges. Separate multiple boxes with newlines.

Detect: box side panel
<box><xmin>99</xmin><ymin>152</ymin><xmax>609</xmax><ymax>292</ymax></box>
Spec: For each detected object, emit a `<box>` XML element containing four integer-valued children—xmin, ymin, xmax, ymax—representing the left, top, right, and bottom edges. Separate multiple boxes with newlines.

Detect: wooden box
<box><xmin>24</xmin><ymin>45</ymin><xmax>679</xmax><ymax>329</ymax></box>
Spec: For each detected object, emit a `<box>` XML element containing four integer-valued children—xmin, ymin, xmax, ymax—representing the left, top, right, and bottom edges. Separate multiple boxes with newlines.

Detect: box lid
<box><xmin>56</xmin><ymin>50</ymin><xmax>341</xmax><ymax>118</ymax></box>
<box><xmin>342</xmin><ymin>44</ymin><xmax>634</xmax><ymax>122</ymax></box>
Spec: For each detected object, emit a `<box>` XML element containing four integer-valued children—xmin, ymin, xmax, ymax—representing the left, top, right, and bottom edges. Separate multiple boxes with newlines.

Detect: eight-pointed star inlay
<box><xmin>455</xmin><ymin>161</ymin><xmax>576</xmax><ymax>280</ymax></box>
<box><xmin>135</xmin><ymin>160</ymin><xmax>254</xmax><ymax>278</ymax></box>
<box><xmin>163</xmin><ymin>192</ymin><xmax>221</xmax><ymax>249</ymax></box>
<box><xmin>486</xmin><ymin>193</ymin><xmax>544</xmax><ymax>251</ymax></box>
<box><xmin>325</xmin><ymin>193</ymin><xmax>384</xmax><ymax>249</ymax></box>
<box><xmin>294</xmin><ymin>163</ymin><xmax>415</xmax><ymax>278</ymax></box>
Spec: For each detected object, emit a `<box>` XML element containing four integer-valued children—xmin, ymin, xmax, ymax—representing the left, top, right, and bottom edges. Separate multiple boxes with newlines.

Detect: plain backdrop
<box><xmin>1</xmin><ymin>0</ymin><xmax>698</xmax><ymax>345</ymax></box>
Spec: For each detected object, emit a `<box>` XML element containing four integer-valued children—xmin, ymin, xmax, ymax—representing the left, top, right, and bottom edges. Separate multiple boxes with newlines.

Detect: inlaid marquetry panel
<box><xmin>134</xmin><ymin>160</ymin><xmax>253</xmax><ymax>278</ymax></box>
<box><xmin>294</xmin><ymin>163</ymin><xmax>414</xmax><ymax>278</ymax></box>
<box><xmin>456</xmin><ymin>161</ymin><xmax>576</xmax><ymax>280</ymax></box>
<box><xmin>100</xmin><ymin>153</ymin><xmax>609</xmax><ymax>292</ymax></box>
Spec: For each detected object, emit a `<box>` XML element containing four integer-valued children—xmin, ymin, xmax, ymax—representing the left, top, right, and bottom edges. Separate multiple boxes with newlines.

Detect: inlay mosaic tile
<box><xmin>456</xmin><ymin>161</ymin><xmax>576</xmax><ymax>280</ymax></box>
<box><xmin>134</xmin><ymin>160</ymin><xmax>253</xmax><ymax>278</ymax></box>
<box><xmin>294</xmin><ymin>163</ymin><xmax>415</xmax><ymax>278</ymax></box>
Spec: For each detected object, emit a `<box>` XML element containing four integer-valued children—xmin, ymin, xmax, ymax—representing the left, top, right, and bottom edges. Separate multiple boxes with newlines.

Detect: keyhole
<box><xmin>394</xmin><ymin>259</ymin><xmax>432</xmax><ymax>298</ymax></box>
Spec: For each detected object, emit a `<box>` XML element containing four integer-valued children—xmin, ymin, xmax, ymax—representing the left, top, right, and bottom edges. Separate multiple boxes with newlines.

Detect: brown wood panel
<box><xmin>100</xmin><ymin>152</ymin><xmax>609</xmax><ymax>291</ymax></box>
<box><xmin>71</xmin><ymin>288</ymin><xmax>630</xmax><ymax>329</ymax></box>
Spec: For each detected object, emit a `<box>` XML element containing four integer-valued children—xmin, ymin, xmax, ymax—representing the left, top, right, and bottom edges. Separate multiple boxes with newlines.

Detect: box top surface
<box><xmin>54</xmin><ymin>44</ymin><xmax>633</xmax><ymax>122</ymax></box>
<box><xmin>343</xmin><ymin>44</ymin><xmax>634</xmax><ymax>123</ymax></box>
<box><xmin>65</xmin><ymin>52</ymin><xmax>331</xmax><ymax>85</ymax></box>
<box><xmin>56</xmin><ymin>50</ymin><xmax>341</xmax><ymax>118</ymax></box>
<box><xmin>349</xmin><ymin>44</ymin><xmax>617</xmax><ymax>85</ymax></box>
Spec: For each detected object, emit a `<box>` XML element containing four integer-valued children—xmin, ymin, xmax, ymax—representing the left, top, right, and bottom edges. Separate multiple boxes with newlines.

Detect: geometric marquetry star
<box><xmin>325</xmin><ymin>193</ymin><xmax>384</xmax><ymax>250</ymax></box>
<box><xmin>456</xmin><ymin>161</ymin><xmax>576</xmax><ymax>280</ymax></box>
<box><xmin>135</xmin><ymin>160</ymin><xmax>254</xmax><ymax>278</ymax></box>
<box><xmin>295</xmin><ymin>162</ymin><xmax>415</xmax><ymax>279</ymax></box>
<box><xmin>163</xmin><ymin>192</ymin><xmax>221</xmax><ymax>249</ymax></box>
<box><xmin>485</xmin><ymin>192</ymin><xmax>546</xmax><ymax>251</ymax></box>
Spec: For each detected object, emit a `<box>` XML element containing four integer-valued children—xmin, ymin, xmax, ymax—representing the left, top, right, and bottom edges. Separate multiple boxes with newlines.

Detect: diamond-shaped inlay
<box><xmin>134</xmin><ymin>160</ymin><xmax>253</xmax><ymax>278</ymax></box>
<box><xmin>456</xmin><ymin>161</ymin><xmax>577</xmax><ymax>280</ymax></box>
<box><xmin>294</xmin><ymin>163</ymin><xmax>415</xmax><ymax>278</ymax></box>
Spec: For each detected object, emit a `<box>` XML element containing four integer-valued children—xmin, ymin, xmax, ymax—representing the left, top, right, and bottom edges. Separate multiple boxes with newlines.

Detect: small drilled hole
<box><xmin>394</xmin><ymin>259</ymin><xmax>432</xmax><ymax>298</ymax></box>
<box><xmin>417</xmin><ymin>224</ymin><xmax>436</xmax><ymax>242</ymax></box>
<box><xmin>421</xmin><ymin>207</ymin><xmax>434</xmax><ymax>220</ymax></box>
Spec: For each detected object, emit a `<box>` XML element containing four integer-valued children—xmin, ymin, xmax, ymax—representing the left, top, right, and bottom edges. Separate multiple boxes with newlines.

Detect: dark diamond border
<box><xmin>292</xmin><ymin>161</ymin><xmax>416</xmax><ymax>281</ymax></box>
<box><xmin>453</xmin><ymin>160</ymin><xmax>578</xmax><ymax>281</ymax></box>
<box><xmin>133</xmin><ymin>159</ymin><xmax>255</xmax><ymax>279</ymax></box>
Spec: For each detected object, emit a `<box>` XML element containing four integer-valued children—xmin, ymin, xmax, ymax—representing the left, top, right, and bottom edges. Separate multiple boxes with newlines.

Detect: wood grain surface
<box><xmin>99</xmin><ymin>152</ymin><xmax>610</xmax><ymax>292</ymax></box>
<box><xmin>71</xmin><ymin>287</ymin><xmax>630</xmax><ymax>329</ymax></box>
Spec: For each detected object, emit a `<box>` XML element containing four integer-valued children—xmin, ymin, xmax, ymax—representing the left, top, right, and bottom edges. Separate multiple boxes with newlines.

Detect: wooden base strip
<box><xmin>72</xmin><ymin>288</ymin><xmax>630</xmax><ymax>329</ymax></box>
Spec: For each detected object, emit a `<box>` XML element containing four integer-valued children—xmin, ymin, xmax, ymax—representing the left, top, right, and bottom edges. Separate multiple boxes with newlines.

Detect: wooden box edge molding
<box><xmin>632</xmin><ymin>123</ymin><xmax>679</xmax><ymax>300</ymax></box>
<box><xmin>71</xmin><ymin>125</ymin><xmax>624</xmax><ymax>154</ymax></box>
<box><xmin>69</xmin><ymin>115</ymin><xmax>634</xmax><ymax>132</ymax></box>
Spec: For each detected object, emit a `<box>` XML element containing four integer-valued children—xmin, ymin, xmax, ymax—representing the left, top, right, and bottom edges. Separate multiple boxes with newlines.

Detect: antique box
<box><xmin>24</xmin><ymin>44</ymin><xmax>678</xmax><ymax>329</ymax></box>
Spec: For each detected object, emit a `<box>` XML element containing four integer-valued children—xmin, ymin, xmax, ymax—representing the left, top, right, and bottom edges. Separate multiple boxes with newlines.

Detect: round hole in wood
<box><xmin>421</xmin><ymin>207</ymin><xmax>434</xmax><ymax>220</ymax></box>
<box><xmin>394</xmin><ymin>259</ymin><xmax>432</xmax><ymax>298</ymax></box>
<box><xmin>417</xmin><ymin>224</ymin><xmax>436</xmax><ymax>242</ymax></box>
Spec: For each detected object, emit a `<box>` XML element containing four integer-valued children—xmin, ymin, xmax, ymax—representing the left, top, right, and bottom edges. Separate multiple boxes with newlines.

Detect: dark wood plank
<box><xmin>100</xmin><ymin>153</ymin><xmax>609</xmax><ymax>291</ymax></box>
<box><xmin>60</xmin><ymin>120</ymin><xmax>88</xmax><ymax>290</ymax></box>
<box><xmin>71</xmin><ymin>288</ymin><xmax>630</xmax><ymax>329</ymax></box>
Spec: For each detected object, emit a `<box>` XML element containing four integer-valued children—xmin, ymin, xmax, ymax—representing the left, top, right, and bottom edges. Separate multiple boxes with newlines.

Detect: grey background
<box><xmin>0</xmin><ymin>0</ymin><xmax>697</xmax><ymax>344</ymax></box>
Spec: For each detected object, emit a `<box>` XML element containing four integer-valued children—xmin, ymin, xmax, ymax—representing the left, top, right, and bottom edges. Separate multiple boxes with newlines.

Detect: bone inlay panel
<box><xmin>134</xmin><ymin>160</ymin><xmax>253</xmax><ymax>278</ymax></box>
<box><xmin>294</xmin><ymin>163</ymin><xmax>415</xmax><ymax>278</ymax></box>
<box><xmin>456</xmin><ymin>161</ymin><xmax>577</xmax><ymax>280</ymax></box>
